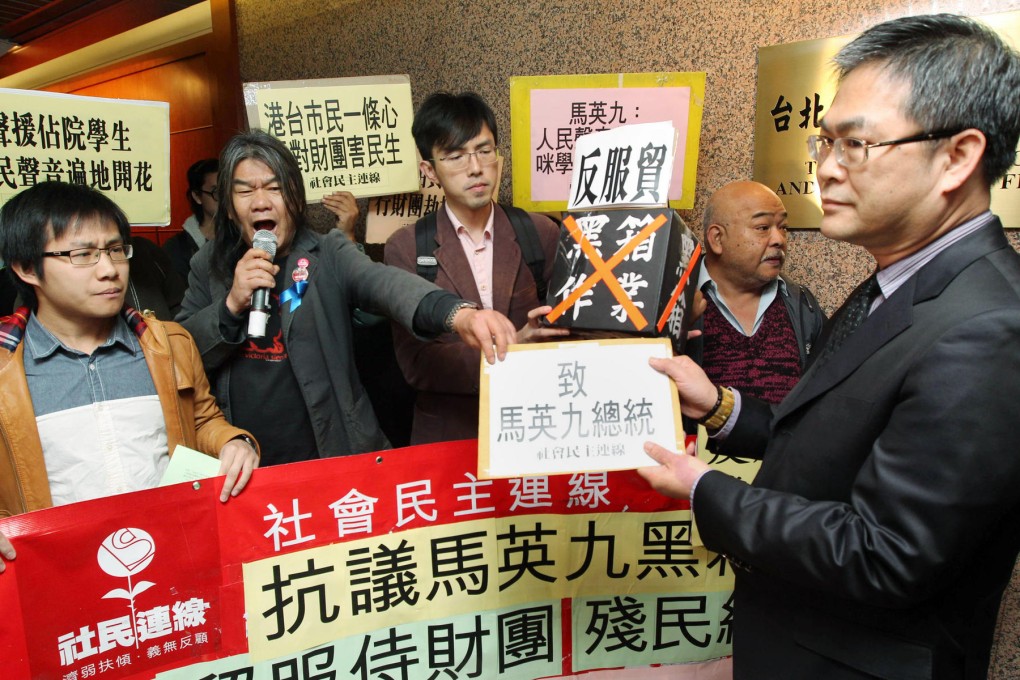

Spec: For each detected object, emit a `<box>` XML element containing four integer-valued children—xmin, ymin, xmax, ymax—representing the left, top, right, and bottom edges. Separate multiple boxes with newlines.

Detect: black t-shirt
<box><xmin>229</xmin><ymin>266</ymin><xmax>317</xmax><ymax>465</ymax></box>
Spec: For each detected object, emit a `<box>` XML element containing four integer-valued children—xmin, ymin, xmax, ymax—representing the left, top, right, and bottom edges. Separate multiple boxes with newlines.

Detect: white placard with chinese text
<box><xmin>566</xmin><ymin>121</ymin><xmax>676</xmax><ymax>211</ymax></box>
<box><xmin>479</xmin><ymin>338</ymin><xmax>683</xmax><ymax>478</ymax></box>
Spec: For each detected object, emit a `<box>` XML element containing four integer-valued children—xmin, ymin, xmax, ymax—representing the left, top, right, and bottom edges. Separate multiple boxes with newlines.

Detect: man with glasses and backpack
<box><xmin>385</xmin><ymin>91</ymin><xmax>568</xmax><ymax>444</ymax></box>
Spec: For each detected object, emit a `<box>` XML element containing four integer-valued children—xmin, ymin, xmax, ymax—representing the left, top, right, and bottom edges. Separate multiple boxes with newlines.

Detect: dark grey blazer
<box><xmin>697</xmin><ymin>220</ymin><xmax>1020</xmax><ymax>679</ymax></box>
<box><xmin>178</xmin><ymin>228</ymin><xmax>438</xmax><ymax>457</ymax></box>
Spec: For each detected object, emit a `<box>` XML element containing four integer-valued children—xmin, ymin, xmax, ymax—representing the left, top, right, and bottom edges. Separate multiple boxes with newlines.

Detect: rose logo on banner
<box><xmin>97</xmin><ymin>528</ymin><xmax>156</xmax><ymax>649</ymax></box>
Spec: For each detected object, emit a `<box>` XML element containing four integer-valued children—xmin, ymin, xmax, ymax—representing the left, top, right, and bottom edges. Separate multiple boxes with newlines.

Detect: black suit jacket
<box><xmin>697</xmin><ymin>220</ymin><xmax>1020</xmax><ymax>679</ymax></box>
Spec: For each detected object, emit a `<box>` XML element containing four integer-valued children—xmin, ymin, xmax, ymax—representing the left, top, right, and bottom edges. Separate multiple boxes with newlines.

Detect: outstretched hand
<box><xmin>452</xmin><ymin>307</ymin><xmax>517</xmax><ymax>364</ymax></box>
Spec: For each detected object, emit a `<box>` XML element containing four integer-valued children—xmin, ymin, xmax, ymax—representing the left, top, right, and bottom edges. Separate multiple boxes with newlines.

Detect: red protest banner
<box><xmin>0</xmin><ymin>440</ymin><xmax>733</xmax><ymax>679</ymax></box>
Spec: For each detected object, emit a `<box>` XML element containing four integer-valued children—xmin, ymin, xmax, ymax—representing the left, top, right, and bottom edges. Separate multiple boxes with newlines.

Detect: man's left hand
<box><xmin>452</xmin><ymin>308</ymin><xmax>517</xmax><ymax>364</ymax></box>
<box><xmin>0</xmin><ymin>531</ymin><xmax>15</xmax><ymax>574</ymax></box>
<box><xmin>321</xmin><ymin>191</ymin><xmax>359</xmax><ymax>242</ymax></box>
<box><xmin>217</xmin><ymin>439</ymin><xmax>260</xmax><ymax>502</ymax></box>
<box><xmin>637</xmin><ymin>440</ymin><xmax>709</xmax><ymax>500</ymax></box>
<box><xmin>516</xmin><ymin>305</ymin><xmax>571</xmax><ymax>344</ymax></box>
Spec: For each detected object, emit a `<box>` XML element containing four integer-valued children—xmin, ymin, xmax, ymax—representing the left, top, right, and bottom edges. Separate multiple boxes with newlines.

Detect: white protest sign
<box><xmin>567</xmin><ymin>121</ymin><xmax>676</xmax><ymax>211</ymax></box>
<box><xmin>479</xmin><ymin>338</ymin><xmax>683</xmax><ymax>478</ymax></box>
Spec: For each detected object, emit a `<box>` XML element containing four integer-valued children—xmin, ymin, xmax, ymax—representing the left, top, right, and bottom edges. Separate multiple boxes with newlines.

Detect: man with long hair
<box><xmin>178</xmin><ymin>130</ymin><xmax>516</xmax><ymax>465</ymax></box>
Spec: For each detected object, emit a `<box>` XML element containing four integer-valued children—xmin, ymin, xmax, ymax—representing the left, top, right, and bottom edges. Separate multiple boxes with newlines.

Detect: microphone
<box><xmin>247</xmin><ymin>229</ymin><xmax>277</xmax><ymax>338</ymax></box>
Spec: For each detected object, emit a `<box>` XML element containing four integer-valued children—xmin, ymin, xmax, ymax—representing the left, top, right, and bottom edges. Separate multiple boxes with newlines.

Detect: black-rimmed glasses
<box><xmin>43</xmin><ymin>244</ymin><xmax>134</xmax><ymax>267</ymax></box>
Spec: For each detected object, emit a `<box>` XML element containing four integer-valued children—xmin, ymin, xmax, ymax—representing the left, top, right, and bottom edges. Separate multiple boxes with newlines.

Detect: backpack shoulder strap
<box><xmin>501</xmin><ymin>205</ymin><xmax>547</xmax><ymax>301</ymax></box>
<box><xmin>414</xmin><ymin>210</ymin><xmax>439</xmax><ymax>282</ymax></box>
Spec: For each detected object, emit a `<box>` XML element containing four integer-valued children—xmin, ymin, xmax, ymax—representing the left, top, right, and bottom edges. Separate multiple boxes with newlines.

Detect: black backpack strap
<box><xmin>414</xmin><ymin>210</ymin><xmax>439</xmax><ymax>282</ymax></box>
<box><xmin>502</xmin><ymin>205</ymin><xmax>547</xmax><ymax>301</ymax></box>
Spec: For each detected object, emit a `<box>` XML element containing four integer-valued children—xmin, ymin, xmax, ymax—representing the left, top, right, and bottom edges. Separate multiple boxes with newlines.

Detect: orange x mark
<box><xmin>547</xmin><ymin>213</ymin><xmax>669</xmax><ymax>331</ymax></box>
<box><xmin>655</xmin><ymin>242</ymin><xmax>702</xmax><ymax>332</ymax></box>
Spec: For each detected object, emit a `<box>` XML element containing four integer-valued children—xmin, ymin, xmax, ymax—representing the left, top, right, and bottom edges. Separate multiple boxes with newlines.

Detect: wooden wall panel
<box><xmin>168</xmin><ymin>126</ymin><xmax>217</xmax><ymax>241</ymax></box>
<box><xmin>3</xmin><ymin>1</ymin><xmax>243</xmax><ymax>242</ymax></box>
<box><xmin>52</xmin><ymin>53</ymin><xmax>216</xmax><ymax>240</ymax></box>
<box><xmin>0</xmin><ymin>1</ymin><xmax>198</xmax><ymax>76</ymax></box>
<box><xmin>68</xmin><ymin>54</ymin><xmax>213</xmax><ymax>132</ymax></box>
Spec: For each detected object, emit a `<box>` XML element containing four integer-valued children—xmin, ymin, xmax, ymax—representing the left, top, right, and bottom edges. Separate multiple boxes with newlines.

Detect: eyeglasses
<box><xmin>43</xmin><ymin>244</ymin><xmax>134</xmax><ymax>267</ymax></box>
<box><xmin>198</xmin><ymin>187</ymin><xmax>219</xmax><ymax>200</ymax></box>
<box><xmin>806</xmin><ymin>129</ymin><xmax>963</xmax><ymax>168</ymax></box>
<box><xmin>431</xmin><ymin>146</ymin><xmax>499</xmax><ymax>172</ymax></box>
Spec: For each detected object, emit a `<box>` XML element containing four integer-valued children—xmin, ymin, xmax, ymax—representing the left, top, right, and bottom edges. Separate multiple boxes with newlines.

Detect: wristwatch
<box><xmin>445</xmin><ymin>301</ymin><xmax>479</xmax><ymax>332</ymax></box>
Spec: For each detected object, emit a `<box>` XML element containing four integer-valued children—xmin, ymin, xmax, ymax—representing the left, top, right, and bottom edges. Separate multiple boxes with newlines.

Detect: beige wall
<box><xmin>234</xmin><ymin>0</ymin><xmax>1020</xmax><ymax>313</ymax></box>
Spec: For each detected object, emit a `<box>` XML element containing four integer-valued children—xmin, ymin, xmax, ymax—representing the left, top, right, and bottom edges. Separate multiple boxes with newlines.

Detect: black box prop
<box><xmin>545</xmin><ymin>208</ymin><xmax>701</xmax><ymax>353</ymax></box>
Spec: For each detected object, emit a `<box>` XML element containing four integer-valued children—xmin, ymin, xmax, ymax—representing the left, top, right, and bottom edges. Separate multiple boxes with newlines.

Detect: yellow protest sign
<box><xmin>510</xmin><ymin>72</ymin><xmax>705</xmax><ymax>213</ymax></box>
<box><xmin>244</xmin><ymin>75</ymin><xmax>419</xmax><ymax>201</ymax></box>
<box><xmin>0</xmin><ymin>88</ymin><xmax>170</xmax><ymax>225</ymax></box>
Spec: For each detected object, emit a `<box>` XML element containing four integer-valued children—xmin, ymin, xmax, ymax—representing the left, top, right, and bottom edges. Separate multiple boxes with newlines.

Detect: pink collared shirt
<box><xmin>448</xmin><ymin>201</ymin><xmax>496</xmax><ymax>310</ymax></box>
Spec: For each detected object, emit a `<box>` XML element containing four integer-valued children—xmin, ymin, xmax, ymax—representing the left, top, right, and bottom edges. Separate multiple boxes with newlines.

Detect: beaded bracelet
<box><xmin>699</xmin><ymin>386</ymin><xmax>734</xmax><ymax>431</ymax></box>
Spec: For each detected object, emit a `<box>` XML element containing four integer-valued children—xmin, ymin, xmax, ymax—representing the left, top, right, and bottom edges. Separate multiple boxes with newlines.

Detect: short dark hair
<box><xmin>412</xmin><ymin>92</ymin><xmax>498</xmax><ymax>162</ymax></box>
<box><xmin>186</xmin><ymin>158</ymin><xmax>219</xmax><ymax>221</ymax></box>
<box><xmin>835</xmin><ymin>13</ymin><xmax>1020</xmax><ymax>185</ymax></box>
<box><xmin>211</xmin><ymin>130</ymin><xmax>306</xmax><ymax>280</ymax></box>
<box><xmin>0</xmin><ymin>181</ymin><xmax>131</xmax><ymax>308</ymax></box>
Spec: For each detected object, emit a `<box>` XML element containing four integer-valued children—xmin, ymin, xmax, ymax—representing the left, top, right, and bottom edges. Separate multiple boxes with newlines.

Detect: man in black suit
<box><xmin>639</xmin><ymin>14</ymin><xmax>1020</xmax><ymax>679</ymax></box>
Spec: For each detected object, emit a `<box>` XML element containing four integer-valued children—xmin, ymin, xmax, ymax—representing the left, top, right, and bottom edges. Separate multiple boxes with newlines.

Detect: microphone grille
<box><xmin>252</xmin><ymin>229</ymin><xmax>277</xmax><ymax>259</ymax></box>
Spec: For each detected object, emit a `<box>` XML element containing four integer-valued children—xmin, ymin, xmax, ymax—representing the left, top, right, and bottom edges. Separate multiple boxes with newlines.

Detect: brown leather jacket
<box><xmin>0</xmin><ymin>309</ymin><xmax>254</xmax><ymax>517</ymax></box>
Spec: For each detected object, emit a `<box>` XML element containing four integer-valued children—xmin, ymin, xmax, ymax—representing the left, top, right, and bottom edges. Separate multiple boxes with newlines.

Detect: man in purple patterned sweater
<box><xmin>686</xmin><ymin>181</ymin><xmax>826</xmax><ymax>404</ymax></box>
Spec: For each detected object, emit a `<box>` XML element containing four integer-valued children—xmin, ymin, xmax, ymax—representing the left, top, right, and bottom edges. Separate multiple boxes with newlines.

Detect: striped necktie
<box><xmin>813</xmin><ymin>274</ymin><xmax>879</xmax><ymax>368</ymax></box>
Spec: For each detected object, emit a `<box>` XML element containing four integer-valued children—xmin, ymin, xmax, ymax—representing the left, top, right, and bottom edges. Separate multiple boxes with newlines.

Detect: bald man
<box><xmin>686</xmin><ymin>181</ymin><xmax>825</xmax><ymax>404</ymax></box>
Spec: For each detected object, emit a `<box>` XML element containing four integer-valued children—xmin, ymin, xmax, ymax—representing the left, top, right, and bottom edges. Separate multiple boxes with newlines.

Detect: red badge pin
<box><xmin>292</xmin><ymin>258</ymin><xmax>309</xmax><ymax>282</ymax></box>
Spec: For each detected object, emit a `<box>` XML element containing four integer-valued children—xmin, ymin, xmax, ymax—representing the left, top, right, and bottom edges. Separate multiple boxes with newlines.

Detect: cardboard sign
<box><xmin>0</xmin><ymin>88</ymin><xmax>171</xmax><ymax>225</ymax></box>
<box><xmin>365</xmin><ymin>171</ymin><xmax>444</xmax><ymax>244</ymax></box>
<box><xmin>479</xmin><ymin>338</ymin><xmax>683</xmax><ymax>479</ymax></box>
<box><xmin>545</xmin><ymin>208</ymin><xmax>701</xmax><ymax>353</ymax></box>
<box><xmin>567</xmin><ymin>122</ymin><xmax>676</xmax><ymax>211</ymax></box>
<box><xmin>243</xmin><ymin>75</ymin><xmax>419</xmax><ymax>201</ymax></box>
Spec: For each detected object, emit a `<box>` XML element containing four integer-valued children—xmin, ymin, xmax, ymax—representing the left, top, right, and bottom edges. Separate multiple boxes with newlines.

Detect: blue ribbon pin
<box><xmin>280</xmin><ymin>281</ymin><xmax>308</xmax><ymax>312</ymax></box>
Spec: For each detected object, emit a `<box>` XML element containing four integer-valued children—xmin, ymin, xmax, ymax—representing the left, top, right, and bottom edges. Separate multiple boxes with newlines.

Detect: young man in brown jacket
<box><xmin>0</xmin><ymin>181</ymin><xmax>259</xmax><ymax>572</ymax></box>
